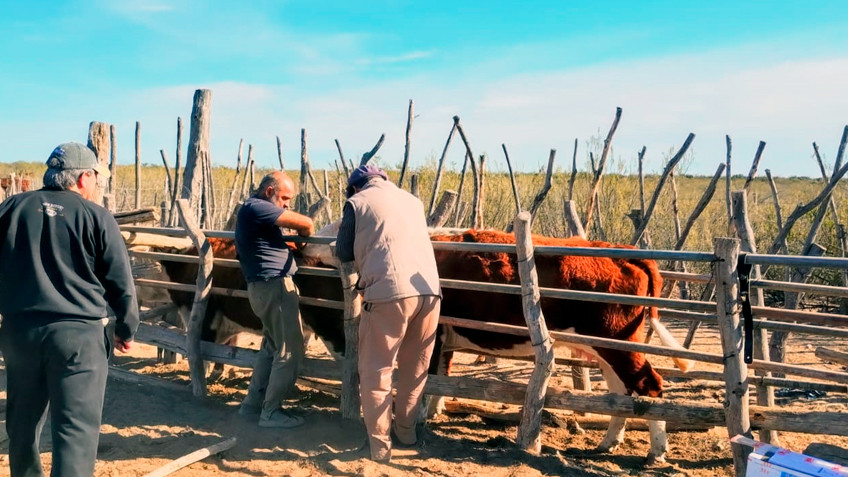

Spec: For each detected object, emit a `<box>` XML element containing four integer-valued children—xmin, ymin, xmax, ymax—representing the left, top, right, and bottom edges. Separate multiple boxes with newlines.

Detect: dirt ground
<box><xmin>0</xmin><ymin>322</ymin><xmax>846</xmax><ymax>477</ymax></box>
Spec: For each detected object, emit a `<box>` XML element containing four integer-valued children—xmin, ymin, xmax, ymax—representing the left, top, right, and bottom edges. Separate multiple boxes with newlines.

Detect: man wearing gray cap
<box><xmin>336</xmin><ymin>164</ymin><xmax>441</xmax><ymax>462</ymax></box>
<box><xmin>0</xmin><ymin>142</ymin><xmax>139</xmax><ymax>477</ymax></box>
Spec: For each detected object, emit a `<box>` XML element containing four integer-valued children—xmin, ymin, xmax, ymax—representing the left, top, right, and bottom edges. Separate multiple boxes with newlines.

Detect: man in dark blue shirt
<box><xmin>235</xmin><ymin>171</ymin><xmax>314</xmax><ymax>428</ymax></box>
<box><xmin>0</xmin><ymin>142</ymin><xmax>139</xmax><ymax>477</ymax></box>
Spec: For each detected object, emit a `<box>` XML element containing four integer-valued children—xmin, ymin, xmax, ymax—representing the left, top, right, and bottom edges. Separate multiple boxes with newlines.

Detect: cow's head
<box><xmin>629</xmin><ymin>362</ymin><xmax>663</xmax><ymax>398</ymax></box>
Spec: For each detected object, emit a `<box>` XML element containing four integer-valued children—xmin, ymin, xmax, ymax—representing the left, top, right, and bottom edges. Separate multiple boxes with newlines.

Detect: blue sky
<box><xmin>2</xmin><ymin>1</ymin><xmax>847</xmax><ymax>177</ymax></box>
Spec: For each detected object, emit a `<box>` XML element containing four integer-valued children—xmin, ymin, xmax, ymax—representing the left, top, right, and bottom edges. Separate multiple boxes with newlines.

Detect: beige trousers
<box><xmin>358</xmin><ymin>295</ymin><xmax>441</xmax><ymax>461</ymax></box>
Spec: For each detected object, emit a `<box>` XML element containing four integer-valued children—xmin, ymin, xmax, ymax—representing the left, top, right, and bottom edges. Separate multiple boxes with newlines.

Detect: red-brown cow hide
<box><xmin>430</xmin><ymin>230</ymin><xmax>664</xmax><ymax>397</ymax></box>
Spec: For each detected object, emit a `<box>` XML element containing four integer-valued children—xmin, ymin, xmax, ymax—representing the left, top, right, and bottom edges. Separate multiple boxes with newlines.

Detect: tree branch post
<box><xmin>730</xmin><ymin>190</ymin><xmax>777</xmax><ymax>445</ymax></box>
<box><xmin>631</xmin><ymin>133</ymin><xmax>696</xmax><ymax>245</ymax></box>
<box><xmin>338</xmin><ymin>261</ymin><xmax>362</xmax><ymax>419</ymax></box>
<box><xmin>359</xmin><ymin>134</ymin><xmax>385</xmax><ymax>166</ymax></box>
<box><xmin>714</xmin><ymin>237</ymin><xmax>752</xmax><ymax>477</ymax></box>
<box><xmin>513</xmin><ymin>211</ymin><xmax>554</xmax><ymax>453</ymax></box>
<box><xmin>453</xmin><ymin>116</ymin><xmax>482</xmax><ymax>228</ymax></box>
<box><xmin>175</xmin><ymin>199</ymin><xmax>213</xmax><ymax>398</ymax></box>
<box><xmin>585</xmin><ymin>107</ymin><xmax>622</xmax><ymax>226</ymax></box>
<box><xmin>398</xmin><ymin>99</ymin><xmax>414</xmax><ymax>188</ymax></box>
<box><xmin>168</xmin><ymin>117</ymin><xmax>183</xmax><ymax>227</ymax></box>
<box><xmin>502</xmin><ymin>144</ymin><xmax>521</xmax><ymax>215</ymax></box>
<box><xmin>568</xmin><ymin>138</ymin><xmax>578</xmax><ymax>201</ymax></box>
<box><xmin>427</xmin><ymin>122</ymin><xmax>456</xmax><ymax>216</ymax></box>
<box><xmin>742</xmin><ymin>141</ymin><xmax>766</xmax><ymax>191</ymax></box>
<box><xmin>181</xmin><ymin>89</ymin><xmax>212</xmax><ymax>216</ymax></box>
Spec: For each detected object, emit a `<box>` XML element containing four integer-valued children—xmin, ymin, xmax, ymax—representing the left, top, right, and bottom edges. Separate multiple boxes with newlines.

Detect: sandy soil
<box><xmin>1</xmin><ymin>322</ymin><xmax>846</xmax><ymax>477</ymax></box>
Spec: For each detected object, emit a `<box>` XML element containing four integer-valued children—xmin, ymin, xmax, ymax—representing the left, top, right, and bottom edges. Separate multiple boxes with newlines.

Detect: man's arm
<box><xmin>276</xmin><ymin>210</ymin><xmax>314</xmax><ymax>237</ymax></box>
<box><xmin>335</xmin><ymin>202</ymin><xmax>356</xmax><ymax>263</ymax></box>
<box><xmin>96</xmin><ymin>216</ymin><xmax>140</xmax><ymax>352</ymax></box>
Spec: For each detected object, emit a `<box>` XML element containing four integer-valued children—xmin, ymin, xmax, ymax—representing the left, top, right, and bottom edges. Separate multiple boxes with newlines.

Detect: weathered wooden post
<box><xmin>135</xmin><ymin>121</ymin><xmax>142</xmax><ymax>209</ymax></box>
<box><xmin>563</xmin><ymin>200</ymin><xmax>585</xmax><ymax>239</ymax></box>
<box><xmin>731</xmin><ymin>190</ymin><xmax>777</xmax><ymax>445</ymax></box>
<box><xmin>427</xmin><ymin>190</ymin><xmax>458</xmax><ymax>228</ymax></box>
<box><xmin>452</xmin><ymin>153</ymin><xmax>470</xmax><ymax>227</ymax></box>
<box><xmin>338</xmin><ymin>261</ymin><xmax>362</xmax><ymax>419</ymax></box>
<box><xmin>561</xmin><ymin>199</ymin><xmax>591</xmax><ymax>392</ymax></box>
<box><xmin>513</xmin><ymin>211</ymin><xmax>555</xmax><ymax>453</ymax></box>
<box><xmin>276</xmin><ymin>135</ymin><xmax>285</xmax><ymax>170</ymax></box>
<box><xmin>502</xmin><ymin>144</ymin><xmax>521</xmax><ymax>215</ymax></box>
<box><xmin>175</xmin><ymin>199</ymin><xmax>213</xmax><ymax>397</ymax></box>
<box><xmin>398</xmin><ymin>98</ymin><xmax>413</xmax><ymax>188</ymax></box>
<box><xmin>181</xmin><ymin>89</ymin><xmax>212</xmax><ymax>216</ymax></box>
<box><xmin>714</xmin><ymin>237</ymin><xmax>752</xmax><ymax>477</ymax></box>
<box><xmin>410</xmin><ymin>174</ymin><xmax>419</xmax><ymax>198</ymax></box>
<box><xmin>225</xmin><ymin>139</ymin><xmax>244</xmax><ymax>220</ymax></box>
<box><xmin>453</xmin><ymin>116</ymin><xmax>482</xmax><ymax>229</ymax></box>
<box><xmin>168</xmin><ymin>117</ymin><xmax>183</xmax><ymax>227</ymax></box>
<box><xmin>428</xmin><ymin>123</ymin><xmax>456</xmax><ymax>216</ymax></box>
<box><xmin>298</xmin><ymin>128</ymin><xmax>309</xmax><ymax>214</ymax></box>
<box><xmin>109</xmin><ymin>124</ymin><xmax>117</xmax><ymax>211</ymax></box>
<box><xmin>8</xmin><ymin>172</ymin><xmax>17</xmax><ymax>196</ymax></box>
<box><xmin>88</xmin><ymin>121</ymin><xmax>111</xmax><ymax>208</ymax></box>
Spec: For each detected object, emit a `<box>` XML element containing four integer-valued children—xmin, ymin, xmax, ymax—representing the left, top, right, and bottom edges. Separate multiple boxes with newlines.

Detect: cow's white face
<box><xmin>300</xmin><ymin>220</ymin><xmax>341</xmax><ymax>268</ymax></box>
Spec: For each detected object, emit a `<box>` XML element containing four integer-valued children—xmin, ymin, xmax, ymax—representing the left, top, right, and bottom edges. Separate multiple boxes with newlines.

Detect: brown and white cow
<box><xmin>424</xmin><ymin>230</ymin><xmax>692</xmax><ymax>463</ymax></box>
<box><xmin>133</xmin><ymin>226</ymin><xmax>691</xmax><ymax>463</ymax></box>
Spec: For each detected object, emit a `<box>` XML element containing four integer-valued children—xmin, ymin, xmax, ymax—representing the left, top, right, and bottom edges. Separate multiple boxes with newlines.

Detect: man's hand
<box><xmin>114</xmin><ymin>336</ymin><xmax>133</xmax><ymax>353</ymax></box>
<box><xmin>298</xmin><ymin>222</ymin><xmax>315</xmax><ymax>237</ymax></box>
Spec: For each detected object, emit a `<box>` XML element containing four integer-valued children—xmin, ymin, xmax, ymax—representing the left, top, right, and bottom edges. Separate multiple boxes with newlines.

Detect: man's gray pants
<box><xmin>242</xmin><ymin>276</ymin><xmax>304</xmax><ymax>413</ymax></box>
<box><xmin>0</xmin><ymin>319</ymin><xmax>109</xmax><ymax>477</ymax></box>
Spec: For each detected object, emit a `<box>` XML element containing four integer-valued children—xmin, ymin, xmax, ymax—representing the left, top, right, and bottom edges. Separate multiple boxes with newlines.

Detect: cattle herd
<box><xmin>129</xmin><ymin>223</ymin><xmax>695</xmax><ymax>463</ymax></box>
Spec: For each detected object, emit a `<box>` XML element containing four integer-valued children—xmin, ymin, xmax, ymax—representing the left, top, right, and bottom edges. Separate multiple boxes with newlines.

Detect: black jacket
<box><xmin>0</xmin><ymin>188</ymin><xmax>139</xmax><ymax>340</ymax></box>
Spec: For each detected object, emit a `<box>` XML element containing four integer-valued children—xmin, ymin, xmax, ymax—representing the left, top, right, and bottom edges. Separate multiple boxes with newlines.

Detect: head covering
<box><xmin>46</xmin><ymin>142</ymin><xmax>111</xmax><ymax>178</ymax></box>
<box><xmin>347</xmin><ymin>164</ymin><xmax>387</xmax><ymax>188</ymax></box>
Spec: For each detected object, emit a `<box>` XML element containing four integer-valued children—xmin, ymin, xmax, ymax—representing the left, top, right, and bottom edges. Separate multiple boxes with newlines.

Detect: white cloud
<box><xmin>357</xmin><ymin>50</ymin><xmax>435</xmax><ymax>65</ymax></box>
<box><xmin>4</xmin><ymin>46</ymin><xmax>847</xmax><ymax>178</ymax></box>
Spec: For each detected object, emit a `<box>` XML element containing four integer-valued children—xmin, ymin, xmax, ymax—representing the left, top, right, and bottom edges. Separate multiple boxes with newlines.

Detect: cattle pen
<box><xmin>118</xmin><ymin>202</ymin><xmax>848</xmax><ymax>477</ymax></box>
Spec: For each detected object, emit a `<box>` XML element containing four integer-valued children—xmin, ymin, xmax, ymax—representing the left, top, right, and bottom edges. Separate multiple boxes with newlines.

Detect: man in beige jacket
<box><xmin>335</xmin><ymin>164</ymin><xmax>441</xmax><ymax>462</ymax></box>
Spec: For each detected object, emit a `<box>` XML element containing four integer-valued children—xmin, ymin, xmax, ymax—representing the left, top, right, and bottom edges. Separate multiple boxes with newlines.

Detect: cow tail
<box><xmin>649</xmin><ymin>317</ymin><xmax>694</xmax><ymax>372</ymax></box>
<box><xmin>634</xmin><ymin>257</ymin><xmax>695</xmax><ymax>373</ymax></box>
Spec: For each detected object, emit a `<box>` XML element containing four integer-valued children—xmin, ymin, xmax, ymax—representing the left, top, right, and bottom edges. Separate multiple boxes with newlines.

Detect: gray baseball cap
<box><xmin>46</xmin><ymin>142</ymin><xmax>111</xmax><ymax>178</ymax></box>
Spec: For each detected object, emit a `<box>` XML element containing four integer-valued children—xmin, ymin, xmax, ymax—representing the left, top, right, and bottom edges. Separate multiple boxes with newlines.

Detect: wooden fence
<box><xmin>121</xmin><ymin>204</ymin><xmax>848</xmax><ymax>477</ymax></box>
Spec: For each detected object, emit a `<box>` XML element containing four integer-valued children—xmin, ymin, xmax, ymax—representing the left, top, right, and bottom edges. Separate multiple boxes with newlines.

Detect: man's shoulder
<box><xmin>241</xmin><ymin>196</ymin><xmax>279</xmax><ymax>214</ymax></box>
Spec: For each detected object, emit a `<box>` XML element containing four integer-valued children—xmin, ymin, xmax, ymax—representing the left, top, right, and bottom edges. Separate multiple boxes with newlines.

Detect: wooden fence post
<box><xmin>135</xmin><ymin>121</ymin><xmax>142</xmax><ymax>209</ymax></box>
<box><xmin>181</xmin><ymin>89</ymin><xmax>212</xmax><ymax>215</ymax></box>
<box><xmin>410</xmin><ymin>174</ymin><xmax>420</xmax><ymax>198</ymax></box>
<box><xmin>168</xmin><ymin>117</ymin><xmax>183</xmax><ymax>227</ymax></box>
<box><xmin>427</xmin><ymin>190</ymin><xmax>458</xmax><ymax>228</ymax></box>
<box><xmin>109</xmin><ymin>124</ymin><xmax>117</xmax><ymax>212</ymax></box>
<box><xmin>176</xmin><ymin>199</ymin><xmax>213</xmax><ymax>398</ymax></box>
<box><xmin>562</xmin><ymin>199</ymin><xmax>590</xmax><ymax>392</ymax></box>
<box><xmin>398</xmin><ymin>98</ymin><xmax>413</xmax><ymax>188</ymax></box>
<box><xmin>513</xmin><ymin>211</ymin><xmax>555</xmax><ymax>453</ymax></box>
<box><xmin>730</xmin><ymin>190</ymin><xmax>778</xmax><ymax>445</ymax></box>
<box><xmin>427</xmin><ymin>123</ymin><xmax>456</xmax><ymax>216</ymax></box>
<box><xmin>88</xmin><ymin>121</ymin><xmax>111</xmax><ymax>208</ymax></box>
<box><xmin>563</xmin><ymin>200</ymin><xmax>585</xmax><ymax>239</ymax></box>
<box><xmin>338</xmin><ymin>261</ymin><xmax>362</xmax><ymax>419</ymax></box>
<box><xmin>714</xmin><ymin>237</ymin><xmax>752</xmax><ymax>477</ymax></box>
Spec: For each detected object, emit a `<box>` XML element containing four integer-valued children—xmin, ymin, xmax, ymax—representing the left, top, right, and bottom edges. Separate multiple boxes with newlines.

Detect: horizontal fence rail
<box><xmin>750</xmin><ymin>279</ymin><xmax>848</xmax><ymax>298</ymax></box>
<box><xmin>745</xmin><ymin>253</ymin><xmax>848</xmax><ymax>269</ymax></box>
<box><xmin>134</xmin><ymin>321</ymin><xmax>848</xmax><ymax>436</ymax></box>
<box><xmin>440</xmin><ymin>278</ymin><xmax>715</xmax><ymax>312</ymax></box>
<box><xmin>440</xmin><ymin>316</ymin><xmax>848</xmax><ymax>384</ymax></box>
